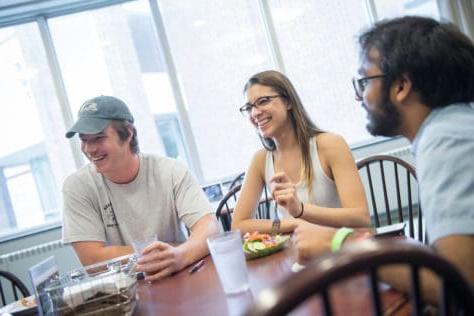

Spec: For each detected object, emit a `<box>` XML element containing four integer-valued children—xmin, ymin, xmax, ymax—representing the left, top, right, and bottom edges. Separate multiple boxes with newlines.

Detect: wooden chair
<box><xmin>216</xmin><ymin>184</ymin><xmax>241</xmax><ymax>231</ymax></box>
<box><xmin>0</xmin><ymin>270</ymin><xmax>30</xmax><ymax>306</ymax></box>
<box><xmin>357</xmin><ymin>155</ymin><xmax>424</xmax><ymax>242</ymax></box>
<box><xmin>215</xmin><ymin>183</ymin><xmax>271</xmax><ymax>231</ymax></box>
<box><xmin>229</xmin><ymin>172</ymin><xmax>245</xmax><ymax>190</ymax></box>
<box><xmin>246</xmin><ymin>239</ymin><xmax>474</xmax><ymax>316</ymax></box>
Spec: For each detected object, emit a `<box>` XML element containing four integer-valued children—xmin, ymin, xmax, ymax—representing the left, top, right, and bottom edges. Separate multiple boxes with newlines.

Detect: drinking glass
<box><xmin>132</xmin><ymin>234</ymin><xmax>157</xmax><ymax>256</ymax></box>
<box><xmin>226</xmin><ymin>289</ymin><xmax>253</xmax><ymax>315</ymax></box>
<box><xmin>207</xmin><ymin>230</ymin><xmax>249</xmax><ymax>294</ymax></box>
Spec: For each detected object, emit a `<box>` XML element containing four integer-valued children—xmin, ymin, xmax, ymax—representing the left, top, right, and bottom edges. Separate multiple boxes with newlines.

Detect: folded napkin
<box><xmin>291</xmin><ymin>262</ymin><xmax>306</xmax><ymax>273</ymax></box>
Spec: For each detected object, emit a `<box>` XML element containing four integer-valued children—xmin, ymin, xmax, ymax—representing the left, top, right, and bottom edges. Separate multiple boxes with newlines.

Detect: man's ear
<box><xmin>127</xmin><ymin>126</ymin><xmax>134</xmax><ymax>142</ymax></box>
<box><xmin>391</xmin><ymin>73</ymin><xmax>412</xmax><ymax>103</ymax></box>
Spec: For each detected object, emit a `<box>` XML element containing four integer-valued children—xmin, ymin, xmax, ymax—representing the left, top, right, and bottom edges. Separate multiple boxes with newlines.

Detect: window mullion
<box><xmin>37</xmin><ymin>16</ymin><xmax>83</xmax><ymax>169</ymax></box>
<box><xmin>258</xmin><ymin>0</ymin><xmax>286</xmax><ymax>73</ymax></box>
<box><xmin>365</xmin><ymin>0</ymin><xmax>378</xmax><ymax>24</ymax></box>
<box><xmin>148</xmin><ymin>0</ymin><xmax>204</xmax><ymax>182</ymax></box>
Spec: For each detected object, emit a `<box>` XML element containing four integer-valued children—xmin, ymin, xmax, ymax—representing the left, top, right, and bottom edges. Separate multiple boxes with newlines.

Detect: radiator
<box><xmin>0</xmin><ymin>239</ymin><xmax>81</xmax><ymax>293</ymax></box>
<box><xmin>0</xmin><ymin>239</ymin><xmax>63</xmax><ymax>266</ymax></box>
<box><xmin>357</xmin><ymin>144</ymin><xmax>422</xmax><ymax>233</ymax></box>
<box><xmin>384</xmin><ymin>145</ymin><xmax>415</xmax><ymax>165</ymax></box>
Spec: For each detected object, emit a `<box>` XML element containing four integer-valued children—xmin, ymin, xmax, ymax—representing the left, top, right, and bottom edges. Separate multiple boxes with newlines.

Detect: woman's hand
<box><xmin>269</xmin><ymin>172</ymin><xmax>301</xmax><ymax>217</ymax></box>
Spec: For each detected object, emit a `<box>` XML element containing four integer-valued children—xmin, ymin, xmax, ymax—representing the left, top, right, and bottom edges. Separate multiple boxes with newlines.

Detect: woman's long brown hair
<box><xmin>244</xmin><ymin>70</ymin><xmax>324</xmax><ymax>193</ymax></box>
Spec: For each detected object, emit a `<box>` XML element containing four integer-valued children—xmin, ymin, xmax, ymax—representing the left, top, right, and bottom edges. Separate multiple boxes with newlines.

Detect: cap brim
<box><xmin>65</xmin><ymin>117</ymin><xmax>111</xmax><ymax>138</ymax></box>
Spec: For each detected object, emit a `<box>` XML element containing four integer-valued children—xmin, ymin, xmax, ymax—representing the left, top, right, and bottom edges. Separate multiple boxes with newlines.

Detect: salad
<box><xmin>243</xmin><ymin>231</ymin><xmax>290</xmax><ymax>260</ymax></box>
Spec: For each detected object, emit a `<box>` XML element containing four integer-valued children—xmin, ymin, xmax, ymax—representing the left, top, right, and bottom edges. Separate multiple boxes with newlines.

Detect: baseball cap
<box><xmin>65</xmin><ymin>95</ymin><xmax>134</xmax><ymax>138</ymax></box>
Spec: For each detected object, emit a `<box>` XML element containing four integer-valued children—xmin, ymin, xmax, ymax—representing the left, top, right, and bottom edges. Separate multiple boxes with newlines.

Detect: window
<box><xmin>155</xmin><ymin>113</ymin><xmax>188</xmax><ymax>161</ymax></box>
<box><xmin>267</xmin><ymin>0</ymin><xmax>371</xmax><ymax>145</ymax></box>
<box><xmin>0</xmin><ymin>23</ymin><xmax>74</xmax><ymax>238</ymax></box>
<box><xmin>374</xmin><ymin>0</ymin><xmax>439</xmax><ymax>20</ymax></box>
<box><xmin>48</xmin><ymin>0</ymin><xmax>190</xmax><ymax>165</ymax></box>
<box><xmin>0</xmin><ymin>0</ymin><xmax>442</xmax><ymax>239</ymax></box>
<box><xmin>158</xmin><ymin>0</ymin><xmax>273</xmax><ymax>182</ymax></box>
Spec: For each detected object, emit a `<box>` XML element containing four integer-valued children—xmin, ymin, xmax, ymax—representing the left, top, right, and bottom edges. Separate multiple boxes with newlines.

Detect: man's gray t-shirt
<box><xmin>62</xmin><ymin>154</ymin><xmax>212</xmax><ymax>246</ymax></box>
<box><xmin>412</xmin><ymin>102</ymin><xmax>474</xmax><ymax>243</ymax></box>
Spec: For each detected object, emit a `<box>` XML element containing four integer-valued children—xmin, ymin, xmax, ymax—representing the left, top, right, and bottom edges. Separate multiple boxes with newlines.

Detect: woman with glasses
<box><xmin>231</xmin><ymin>70</ymin><xmax>369</xmax><ymax>235</ymax></box>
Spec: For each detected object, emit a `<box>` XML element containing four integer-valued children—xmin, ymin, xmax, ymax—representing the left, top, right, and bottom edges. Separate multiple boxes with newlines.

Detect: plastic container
<box><xmin>38</xmin><ymin>254</ymin><xmax>138</xmax><ymax>316</ymax></box>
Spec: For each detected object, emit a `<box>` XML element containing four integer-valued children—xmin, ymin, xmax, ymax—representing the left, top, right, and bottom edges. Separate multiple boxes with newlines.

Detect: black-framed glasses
<box><xmin>352</xmin><ymin>74</ymin><xmax>386</xmax><ymax>99</ymax></box>
<box><xmin>239</xmin><ymin>95</ymin><xmax>281</xmax><ymax>116</ymax></box>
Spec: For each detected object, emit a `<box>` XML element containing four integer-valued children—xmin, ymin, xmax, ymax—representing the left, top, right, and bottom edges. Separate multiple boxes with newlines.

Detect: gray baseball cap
<box><xmin>65</xmin><ymin>95</ymin><xmax>134</xmax><ymax>138</ymax></box>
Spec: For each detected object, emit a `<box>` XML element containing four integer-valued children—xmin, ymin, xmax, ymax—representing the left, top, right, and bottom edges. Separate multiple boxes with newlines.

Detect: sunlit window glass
<box><xmin>49</xmin><ymin>0</ymin><xmax>190</xmax><ymax>165</ymax></box>
<box><xmin>374</xmin><ymin>0</ymin><xmax>439</xmax><ymax>20</ymax></box>
<box><xmin>0</xmin><ymin>23</ymin><xmax>74</xmax><ymax>238</ymax></box>
<box><xmin>268</xmin><ymin>0</ymin><xmax>372</xmax><ymax>145</ymax></box>
<box><xmin>158</xmin><ymin>0</ymin><xmax>273</xmax><ymax>182</ymax></box>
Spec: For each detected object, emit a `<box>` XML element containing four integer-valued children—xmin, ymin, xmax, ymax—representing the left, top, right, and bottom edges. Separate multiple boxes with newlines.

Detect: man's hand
<box><xmin>269</xmin><ymin>172</ymin><xmax>301</xmax><ymax>216</ymax></box>
<box><xmin>136</xmin><ymin>241</ymin><xmax>185</xmax><ymax>282</ymax></box>
<box><xmin>292</xmin><ymin>221</ymin><xmax>336</xmax><ymax>263</ymax></box>
<box><xmin>135</xmin><ymin>214</ymin><xmax>218</xmax><ymax>282</ymax></box>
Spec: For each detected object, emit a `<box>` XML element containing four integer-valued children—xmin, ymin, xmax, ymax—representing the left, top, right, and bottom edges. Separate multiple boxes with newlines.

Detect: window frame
<box><xmin>0</xmin><ymin>0</ymin><xmax>424</xmax><ymax>241</ymax></box>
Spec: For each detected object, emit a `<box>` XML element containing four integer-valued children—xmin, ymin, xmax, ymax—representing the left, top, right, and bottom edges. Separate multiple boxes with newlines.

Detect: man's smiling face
<box><xmin>80</xmin><ymin>124</ymin><xmax>131</xmax><ymax>176</ymax></box>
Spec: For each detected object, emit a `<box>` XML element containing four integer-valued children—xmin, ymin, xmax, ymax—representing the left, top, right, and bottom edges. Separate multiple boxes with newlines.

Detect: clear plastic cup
<box><xmin>132</xmin><ymin>234</ymin><xmax>157</xmax><ymax>256</ymax></box>
<box><xmin>207</xmin><ymin>230</ymin><xmax>249</xmax><ymax>294</ymax></box>
<box><xmin>226</xmin><ymin>290</ymin><xmax>253</xmax><ymax>315</ymax></box>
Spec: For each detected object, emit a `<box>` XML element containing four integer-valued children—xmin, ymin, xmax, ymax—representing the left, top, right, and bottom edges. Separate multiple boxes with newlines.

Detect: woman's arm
<box><xmin>271</xmin><ymin>134</ymin><xmax>369</xmax><ymax>227</ymax></box>
<box><xmin>231</xmin><ymin>150</ymin><xmax>298</xmax><ymax>234</ymax></box>
<box><xmin>304</xmin><ymin>133</ymin><xmax>369</xmax><ymax>227</ymax></box>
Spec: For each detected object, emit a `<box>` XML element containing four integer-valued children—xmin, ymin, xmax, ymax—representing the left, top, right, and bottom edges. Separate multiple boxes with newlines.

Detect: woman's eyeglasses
<box><xmin>239</xmin><ymin>95</ymin><xmax>281</xmax><ymax>116</ymax></box>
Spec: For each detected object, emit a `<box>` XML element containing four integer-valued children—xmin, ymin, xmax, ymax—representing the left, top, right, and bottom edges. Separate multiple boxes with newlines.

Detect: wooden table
<box><xmin>135</xmin><ymin>248</ymin><xmax>408</xmax><ymax>316</ymax></box>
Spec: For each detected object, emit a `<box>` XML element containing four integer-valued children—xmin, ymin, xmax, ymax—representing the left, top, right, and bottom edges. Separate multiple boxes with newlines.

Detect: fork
<box><xmin>270</xmin><ymin>152</ymin><xmax>281</xmax><ymax>236</ymax></box>
<box><xmin>271</xmin><ymin>199</ymin><xmax>281</xmax><ymax>237</ymax></box>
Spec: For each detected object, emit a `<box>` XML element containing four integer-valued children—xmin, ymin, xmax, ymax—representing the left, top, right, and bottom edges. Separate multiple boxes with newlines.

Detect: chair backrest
<box><xmin>0</xmin><ymin>270</ymin><xmax>30</xmax><ymax>306</ymax></box>
<box><xmin>246</xmin><ymin>239</ymin><xmax>474</xmax><ymax>316</ymax></box>
<box><xmin>215</xmin><ymin>183</ymin><xmax>272</xmax><ymax>231</ymax></box>
<box><xmin>229</xmin><ymin>172</ymin><xmax>245</xmax><ymax>190</ymax></box>
<box><xmin>357</xmin><ymin>154</ymin><xmax>424</xmax><ymax>242</ymax></box>
<box><xmin>216</xmin><ymin>184</ymin><xmax>241</xmax><ymax>231</ymax></box>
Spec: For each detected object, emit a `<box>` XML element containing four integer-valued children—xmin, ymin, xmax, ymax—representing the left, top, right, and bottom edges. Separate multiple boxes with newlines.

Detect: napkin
<box><xmin>291</xmin><ymin>262</ymin><xmax>306</xmax><ymax>273</ymax></box>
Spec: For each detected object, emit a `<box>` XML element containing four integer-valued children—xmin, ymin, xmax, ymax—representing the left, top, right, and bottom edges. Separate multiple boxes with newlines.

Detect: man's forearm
<box><xmin>178</xmin><ymin>214</ymin><xmax>219</xmax><ymax>267</ymax></box>
<box><xmin>379</xmin><ymin>266</ymin><xmax>440</xmax><ymax>305</ymax></box>
<box><xmin>73</xmin><ymin>242</ymin><xmax>133</xmax><ymax>266</ymax></box>
<box><xmin>339</xmin><ymin>230</ymin><xmax>441</xmax><ymax>304</ymax></box>
<box><xmin>379</xmin><ymin>235</ymin><xmax>474</xmax><ymax>305</ymax></box>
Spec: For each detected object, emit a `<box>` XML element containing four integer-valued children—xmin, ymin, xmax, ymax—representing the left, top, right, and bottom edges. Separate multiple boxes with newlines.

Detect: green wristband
<box><xmin>331</xmin><ymin>227</ymin><xmax>354</xmax><ymax>252</ymax></box>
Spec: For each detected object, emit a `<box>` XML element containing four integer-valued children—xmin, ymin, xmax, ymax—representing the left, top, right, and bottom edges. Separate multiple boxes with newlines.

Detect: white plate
<box><xmin>0</xmin><ymin>295</ymin><xmax>36</xmax><ymax>315</ymax></box>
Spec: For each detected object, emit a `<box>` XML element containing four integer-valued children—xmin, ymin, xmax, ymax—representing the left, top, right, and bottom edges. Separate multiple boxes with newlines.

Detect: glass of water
<box><xmin>207</xmin><ymin>230</ymin><xmax>249</xmax><ymax>294</ymax></box>
<box><xmin>132</xmin><ymin>234</ymin><xmax>157</xmax><ymax>256</ymax></box>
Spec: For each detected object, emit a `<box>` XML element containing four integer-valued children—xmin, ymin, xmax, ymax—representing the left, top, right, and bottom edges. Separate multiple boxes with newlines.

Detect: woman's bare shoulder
<box><xmin>315</xmin><ymin>133</ymin><xmax>351</xmax><ymax>158</ymax></box>
<box><xmin>248</xmin><ymin>148</ymin><xmax>269</xmax><ymax>173</ymax></box>
<box><xmin>250</xmin><ymin>148</ymin><xmax>268</xmax><ymax>163</ymax></box>
<box><xmin>315</xmin><ymin>132</ymin><xmax>348</xmax><ymax>148</ymax></box>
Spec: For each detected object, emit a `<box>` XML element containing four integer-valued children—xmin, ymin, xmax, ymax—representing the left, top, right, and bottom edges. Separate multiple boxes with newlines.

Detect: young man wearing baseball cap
<box><xmin>62</xmin><ymin>95</ymin><xmax>219</xmax><ymax>282</ymax></box>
